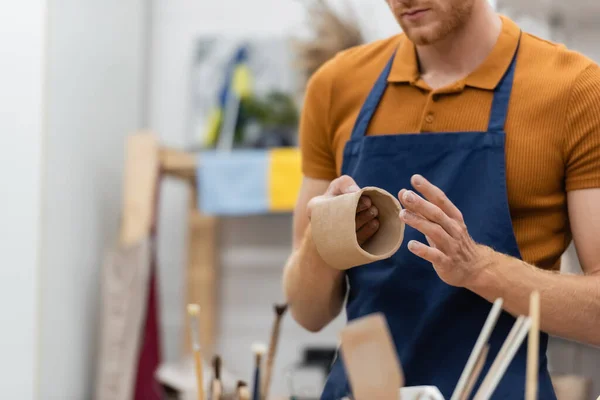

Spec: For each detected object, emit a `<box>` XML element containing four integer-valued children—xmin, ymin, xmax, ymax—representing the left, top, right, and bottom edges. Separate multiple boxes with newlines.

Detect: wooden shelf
<box><xmin>160</xmin><ymin>147</ymin><xmax>197</xmax><ymax>183</ymax></box>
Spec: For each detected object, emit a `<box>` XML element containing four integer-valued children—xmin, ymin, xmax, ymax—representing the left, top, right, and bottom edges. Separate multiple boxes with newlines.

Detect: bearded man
<box><xmin>283</xmin><ymin>1</ymin><xmax>600</xmax><ymax>398</ymax></box>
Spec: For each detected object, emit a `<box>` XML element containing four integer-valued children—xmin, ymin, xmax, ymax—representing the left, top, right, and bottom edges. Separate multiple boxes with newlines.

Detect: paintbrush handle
<box><xmin>262</xmin><ymin>318</ymin><xmax>283</xmax><ymax>400</ymax></box>
<box><xmin>194</xmin><ymin>351</ymin><xmax>205</xmax><ymax>400</ymax></box>
<box><xmin>451</xmin><ymin>299</ymin><xmax>503</xmax><ymax>400</ymax></box>
<box><xmin>526</xmin><ymin>292</ymin><xmax>540</xmax><ymax>400</ymax></box>
<box><xmin>238</xmin><ymin>387</ymin><xmax>250</xmax><ymax>400</ymax></box>
<box><xmin>461</xmin><ymin>344</ymin><xmax>489</xmax><ymax>400</ymax></box>
<box><xmin>252</xmin><ymin>367</ymin><xmax>261</xmax><ymax>400</ymax></box>
<box><xmin>211</xmin><ymin>381</ymin><xmax>222</xmax><ymax>400</ymax></box>
<box><xmin>477</xmin><ymin>318</ymin><xmax>532</xmax><ymax>400</ymax></box>
<box><xmin>474</xmin><ymin>316</ymin><xmax>524</xmax><ymax>400</ymax></box>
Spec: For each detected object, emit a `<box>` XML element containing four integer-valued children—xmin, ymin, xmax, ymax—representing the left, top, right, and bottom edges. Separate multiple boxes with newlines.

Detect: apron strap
<box><xmin>487</xmin><ymin>35</ymin><xmax>521</xmax><ymax>132</ymax></box>
<box><xmin>350</xmin><ymin>50</ymin><xmax>397</xmax><ymax>140</ymax></box>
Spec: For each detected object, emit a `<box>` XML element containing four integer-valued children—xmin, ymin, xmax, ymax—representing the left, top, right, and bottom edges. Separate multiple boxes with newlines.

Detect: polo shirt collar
<box><xmin>387</xmin><ymin>15</ymin><xmax>521</xmax><ymax>90</ymax></box>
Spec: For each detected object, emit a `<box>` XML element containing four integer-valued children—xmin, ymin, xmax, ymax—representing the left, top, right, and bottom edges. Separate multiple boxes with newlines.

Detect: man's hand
<box><xmin>398</xmin><ymin>174</ymin><xmax>495</xmax><ymax>287</ymax></box>
<box><xmin>308</xmin><ymin>175</ymin><xmax>380</xmax><ymax>246</ymax></box>
<box><xmin>395</xmin><ymin>174</ymin><xmax>600</xmax><ymax>347</ymax></box>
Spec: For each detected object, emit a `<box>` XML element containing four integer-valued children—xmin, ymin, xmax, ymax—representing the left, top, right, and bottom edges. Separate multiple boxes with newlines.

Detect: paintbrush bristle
<box><xmin>274</xmin><ymin>303</ymin><xmax>288</xmax><ymax>316</ymax></box>
<box><xmin>251</xmin><ymin>342</ymin><xmax>267</xmax><ymax>355</ymax></box>
<box><xmin>187</xmin><ymin>303</ymin><xmax>200</xmax><ymax>316</ymax></box>
<box><xmin>213</xmin><ymin>355</ymin><xmax>221</xmax><ymax>379</ymax></box>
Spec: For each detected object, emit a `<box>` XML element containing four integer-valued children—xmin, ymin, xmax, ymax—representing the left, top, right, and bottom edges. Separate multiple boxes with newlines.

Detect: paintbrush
<box><xmin>451</xmin><ymin>299</ymin><xmax>503</xmax><ymax>400</ymax></box>
<box><xmin>461</xmin><ymin>344</ymin><xmax>490</xmax><ymax>400</ymax></box>
<box><xmin>237</xmin><ymin>380</ymin><xmax>250</xmax><ymax>400</ymax></box>
<box><xmin>251</xmin><ymin>342</ymin><xmax>267</xmax><ymax>400</ymax></box>
<box><xmin>210</xmin><ymin>355</ymin><xmax>223</xmax><ymax>400</ymax></box>
<box><xmin>526</xmin><ymin>291</ymin><xmax>540</xmax><ymax>400</ymax></box>
<box><xmin>187</xmin><ymin>304</ymin><xmax>205</xmax><ymax>400</ymax></box>
<box><xmin>474</xmin><ymin>316</ymin><xmax>533</xmax><ymax>400</ymax></box>
<box><xmin>261</xmin><ymin>303</ymin><xmax>288</xmax><ymax>400</ymax></box>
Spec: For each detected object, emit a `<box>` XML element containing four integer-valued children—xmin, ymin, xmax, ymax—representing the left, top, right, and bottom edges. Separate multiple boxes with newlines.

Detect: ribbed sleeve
<box><xmin>564</xmin><ymin>63</ymin><xmax>600</xmax><ymax>191</ymax></box>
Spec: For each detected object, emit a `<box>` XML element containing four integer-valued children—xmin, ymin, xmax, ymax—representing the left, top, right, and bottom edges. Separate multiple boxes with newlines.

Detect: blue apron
<box><xmin>320</xmin><ymin>39</ymin><xmax>557</xmax><ymax>400</ymax></box>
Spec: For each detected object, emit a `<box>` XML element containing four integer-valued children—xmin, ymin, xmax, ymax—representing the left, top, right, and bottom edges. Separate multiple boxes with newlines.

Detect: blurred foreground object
<box><xmin>292</xmin><ymin>0</ymin><xmax>364</xmax><ymax>88</ymax></box>
<box><xmin>551</xmin><ymin>375</ymin><xmax>591</xmax><ymax>400</ymax></box>
<box><xmin>156</xmin><ymin>357</ymin><xmax>239</xmax><ymax>400</ymax></box>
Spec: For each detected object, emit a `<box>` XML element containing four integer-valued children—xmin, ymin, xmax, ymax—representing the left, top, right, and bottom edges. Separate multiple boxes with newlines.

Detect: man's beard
<box><xmin>401</xmin><ymin>2</ymin><xmax>474</xmax><ymax>46</ymax></box>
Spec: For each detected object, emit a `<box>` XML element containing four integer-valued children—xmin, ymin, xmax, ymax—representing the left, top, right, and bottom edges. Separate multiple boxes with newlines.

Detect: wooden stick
<box><xmin>475</xmin><ymin>317</ymin><xmax>532</xmax><ymax>400</ymax></box>
<box><xmin>251</xmin><ymin>343</ymin><xmax>267</xmax><ymax>400</ymax></box>
<box><xmin>261</xmin><ymin>304</ymin><xmax>288</xmax><ymax>400</ymax></box>
<box><xmin>526</xmin><ymin>291</ymin><xmax>540</xmax><ymax>400</ymax></box>
<box><xmin>451</xmin><ymin>298</ymin><xmax>504</xmax><ymax>400</ymax></box>
<box><xmin>120</xmin><ymin>133</ymin><xmax>159</xmax><ymax>246</ymax></box>
<box><xmin>461</xmin><ymin>344</ymin><xmax>490</xmax><ymax>400</ymax></box>
<box><xmin>188</xmin><ymin>304</ymin><xmax>205</xmax><ymax>400</ymax></box>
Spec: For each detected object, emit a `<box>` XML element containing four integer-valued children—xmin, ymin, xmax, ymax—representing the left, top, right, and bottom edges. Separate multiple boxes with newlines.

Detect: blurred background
<box><xmin>1</xmin><ymin>0</ymin><xmax>599</xmax><ymax>399</ymax></box>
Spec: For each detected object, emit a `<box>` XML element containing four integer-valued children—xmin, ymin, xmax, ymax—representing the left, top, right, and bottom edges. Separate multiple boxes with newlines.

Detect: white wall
<box><xmin>0</xmin><ymin>2</ymin><xmax>47</xmax><ymax>398</ymax></box>
<box><xmin>37</xmin><ymin>1</ymin><xmax>148</xmax><ymax>399</ymax></box>
<box><xmin>564</xmin><ymin>26</ymin><xmax>600</xmax><ymax>62</ymax></box>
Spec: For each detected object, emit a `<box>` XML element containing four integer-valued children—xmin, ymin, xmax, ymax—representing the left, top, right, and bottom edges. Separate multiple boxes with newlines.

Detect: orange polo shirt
<box><xmin>299</xmin><ymin>15</ymin><xmax>600</xmax><ymax>270</ymax></box>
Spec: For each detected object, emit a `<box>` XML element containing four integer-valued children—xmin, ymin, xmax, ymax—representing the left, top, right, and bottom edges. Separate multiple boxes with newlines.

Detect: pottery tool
<box><xmin>187</xmin><ymin>304</ymin><xmax>205</xmax><ymax>400</ymax></box>
<box><xmin>473</xmin><ymin>316</ymin><xmax>532</xmax><ymax>400</ymax></box>
<box><xmin>261</xmin><ymin>304</ymin><xmax>288</xmax><ymax>400</ymax></box>
<box><xmin>339</xmin><ymin>313</ymin><xmax>404</xmax><ymax>400</ymax></box>
<box><xmin>451</xmin><ymin>298</ymin><xmax>503</xmax><ymax>400</ymax></box>
<box><xmin>460</xmin><ymin>344</ymin><xmax>489</xmax><ymax>400</ymax></box>
<box><xmin>251</xmin><ymin>342</ymin><xmax>267</xmax><ymax>400</ymax></box>
<box><xmin>526</xmin><ymin>291</ymin><xmax>540</xmax><ymax>400</ymax></box>
<box><xmin>237</xmin><ymin>381</ymin><xmax>250</xmax><ymax>400</ymax></box>
<box><xmin>210</xmin><ymin>355</ymin><xmax>223</xmax><ymax>400</ymax></box>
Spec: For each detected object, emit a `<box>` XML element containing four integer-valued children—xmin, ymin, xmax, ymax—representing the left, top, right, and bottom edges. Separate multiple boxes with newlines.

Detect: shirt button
<box><xmin>432</xmin><ymin>94</ymin><xmax>440</xmax><ymax>102</ymax></box>
<box><xmin>425</xmin><ymin>114</ymin><xmax>434</xmax><ymax>124</ymax></box>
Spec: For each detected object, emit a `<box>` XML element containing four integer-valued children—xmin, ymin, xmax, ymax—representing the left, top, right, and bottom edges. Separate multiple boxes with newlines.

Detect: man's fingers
<box><xmin>356</xmin><ymin>206</ymin><xmax>378</xmax><ymax>230</ymax></box>
<box><xmin>407</xmin><ymin>240</ymin><xmax>449</xmax><ymax>265</ymax></box>
<box><xmin>357</xmin><ymin>195</ymin><xmax>372</xmax><ymax>212</ymax></box>
<box><xmin>357</xmin><ymin>218</ymin><xmax>380</xmax><ymax>245</ymax></box>
<box><xmin>411</xmin><ymin>174</ymin><xmax>463</xmax><ymax>222</ymax></box>
<box><xmin>328</xmin><ymin>175</ymin><xmax>360</xmax><ymax>196</ymax></box>
<box><xmin>400</xmin><ymin>209</ymin><xmax>453</xmax><ymax>252</ymax></box>
<box><xmin>399</xmin><ymin>189</ymin><xmax>463</xmax><ymax>238</ymax></box>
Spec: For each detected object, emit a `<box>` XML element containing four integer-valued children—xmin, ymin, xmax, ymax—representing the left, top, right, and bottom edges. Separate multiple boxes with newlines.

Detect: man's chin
<box><xmin>404</xmin><ymin>30</ymin><xmax>435</xmax><ymax>46</ymax></box>
<box><xmin>404</xmin><ymin>24</ymin><xmax>448</xmax><ymax>46</ymax></box>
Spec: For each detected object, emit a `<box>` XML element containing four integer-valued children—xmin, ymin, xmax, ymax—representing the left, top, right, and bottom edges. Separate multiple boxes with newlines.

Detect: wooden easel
<box><xmin>121</xmin><ymin>132</ymin><xmax>218</xmax><ymax>358</ymax></box>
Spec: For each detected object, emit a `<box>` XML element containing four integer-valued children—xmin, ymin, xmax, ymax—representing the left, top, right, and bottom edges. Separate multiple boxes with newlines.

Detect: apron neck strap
<box><xmin>349</xmin><ymin>49</ymin><xmax>397</xmax><ymax>140</ymax></box>
<box><xmin>487</xmin><ymin>33</ymin><xmax>522</xmax><ymax>132</ymax></box>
